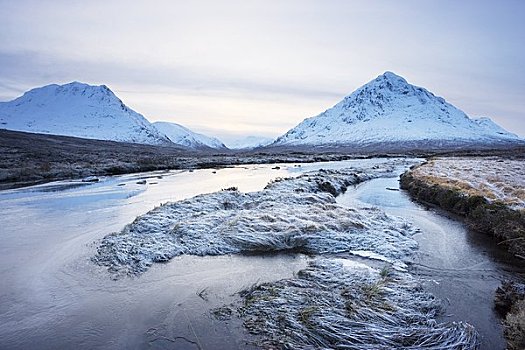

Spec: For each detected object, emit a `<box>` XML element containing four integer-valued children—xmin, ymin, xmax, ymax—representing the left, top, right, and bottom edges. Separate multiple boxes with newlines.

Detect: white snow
<box><xmin>0</xmin><ymin>82</ymin><xmax>172</xmax><ymax>145</ymax></box>
<box><xmin>472</xmin><ymin>117</ymin><xmax>519</xmax><ymax>137</ymax></box>
<box><xmin>225</xmin><ymin>135</ymin><xmax>275</xmax><ymax>149</ymax></box>
<box><xmin>152</xmin><ymin>121</ymin><xmax>226</xmax><ymax>149</ymax></box>
<box><xmin>274</xmin><ymin>71</ymin><xmax>523</xmax><ymax>147</ymax></box>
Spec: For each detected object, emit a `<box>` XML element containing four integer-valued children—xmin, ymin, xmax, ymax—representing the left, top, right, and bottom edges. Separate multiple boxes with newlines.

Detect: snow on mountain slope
<box><xmin>472</xmin><ymin>117</ymin><xmax>519</xmax><ymax>137</ymax></box>
<box><xmin>273</xmin><ymin>72</ymin><xmax>522</xmax><ymax>147</ymax></box>
<box><xmin>0</xmin><ymin>82</ymin><xmax>171</xmax><ymax>145</ymax></box>
<box><xmin>225</xmin><ymin>135</ymin><xmax>275</xmax><ymax>149</ymax></box>
<box><xmin>152</xmin><ymin>121</ymin><xmax>226</xmax><ymax>149</ymax></box>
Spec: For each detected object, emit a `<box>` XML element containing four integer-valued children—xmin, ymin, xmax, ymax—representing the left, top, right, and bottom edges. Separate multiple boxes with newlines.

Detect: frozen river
<box><xmin>1</xmin><ymin>158</ymin><xmax>523</xmax><ymax>349</ymax></box>
<box><xmin>0</xmin><ymin>159</ymin><xmax>396</xmax><ymax>349</ymax></box>
<box><xmin>337</xmin><ymin>177</ymin><xmax>525</xmax><ymax>350</ymax></box>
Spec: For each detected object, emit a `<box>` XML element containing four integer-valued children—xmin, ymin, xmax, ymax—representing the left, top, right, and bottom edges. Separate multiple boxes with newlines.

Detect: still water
<box><xmin>337</xmin><ymin>177</ymin><xmax>525</xmax><ymax>350</ymax></box>
<box><xmin>1</xmin><ymin>159</ymin><xmax>523</xmax><ymax>349</ymax></box>
<box><xmin>0</xmin><ymin>159</ymin><xmax>393</xmax><ymax>349</ymax></box>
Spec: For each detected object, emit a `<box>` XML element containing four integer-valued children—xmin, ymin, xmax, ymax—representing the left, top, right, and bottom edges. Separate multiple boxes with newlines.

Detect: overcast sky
<box><xmin>1</xmin><ymin>0</ymin><xmax>524</xmax><ymax>142</ymax></box>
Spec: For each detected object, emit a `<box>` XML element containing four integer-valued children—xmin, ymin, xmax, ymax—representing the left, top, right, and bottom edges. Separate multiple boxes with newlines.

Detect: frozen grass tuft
<box><xmin>93</xmin><ymin>167</ymin><xmax>417</xmax><ymax>277</ymax></box>
<box><xmin>237</xmin><ymin>258</ymin><xmax>479</xmax><ymax>349</ymax></box>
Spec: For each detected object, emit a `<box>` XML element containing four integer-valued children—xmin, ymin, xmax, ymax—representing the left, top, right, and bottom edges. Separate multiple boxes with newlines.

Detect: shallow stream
<box><xmin>0</xmin><ymin>159</ymin><xmax>523</xmax><ymax>349</ymax></box>
<box><xmin>337</xmin><ymin>177</ymin><xmax>525</xmax><ymax>350</ymax></box>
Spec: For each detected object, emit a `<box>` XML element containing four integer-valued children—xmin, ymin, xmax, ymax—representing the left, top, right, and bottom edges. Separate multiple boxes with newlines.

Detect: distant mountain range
<box><xmin>272</xmin><ymin>72</ymin><xmax>522</xmax><ymax>149</ymax></box>
<box><xmin>225</xmin><ymin>136</ymin><xmax>275</xmax><ymax>150</ymax></box>
<box><xmin>153</xmin><ymin>121</ymin><xmax>226</xmax><ymax>149</ymax></box>
<box><xmin>0</xmin><ymin>82</ymin><xmax>172</xmax><ymax>146</ymax></box>
<box><xmin>1</xmin><ymin>75</ymin><xmax>522</xmax><ymax>152</ymax></box>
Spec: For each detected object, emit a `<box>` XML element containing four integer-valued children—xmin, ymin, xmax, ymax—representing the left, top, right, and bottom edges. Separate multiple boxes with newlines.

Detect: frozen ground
<box><xmin>93</xmin><ymin>158</ymin><xmax>480</xmax><ymax>349</ymax></box>
<box><xmin>94</xmin><ymin>162</ymin><xmax>418</xmax><ymax>277</ymax></box>
<box><xmin>4</xmin><ymin>157</ymin><xmax>516</xmax><ymax>349</ymax></box>
<box><xmin>411</xmin><ymin>157</ymin><xmax>525</xmax><ymax>210</ymax></box>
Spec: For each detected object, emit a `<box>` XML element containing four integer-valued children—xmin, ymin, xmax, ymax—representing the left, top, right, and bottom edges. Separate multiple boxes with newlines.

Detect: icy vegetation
<box><xmin>411</xmin><ymin>157</ymin><xmax>525</xmax><ymax>210</ymax></box>
<box><xmin>93</xmin><ymin>157</ymin><xmax>480</xmax><ymax>348</ymax></box>
<box><xmin>234</xmin><ymin>259</ymin><xmax>479</xmax><ymax>349</ymax></box>
<box><xmin>152</xmin><ymin>121</ymin><xmax>226</xmax><ymax>149</ymax></box>
<box><xmin>94</xmin><ymin>160</ymin><xmax>418</xmax><ymax>276</ymax></box>
<box><xmin>273</xmin><ymin>72</ymin><xmax>522</xmax><ymax>147</ymax></box>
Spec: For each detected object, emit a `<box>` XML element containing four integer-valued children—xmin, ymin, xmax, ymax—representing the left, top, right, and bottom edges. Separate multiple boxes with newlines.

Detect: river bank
<box><xmin>3</xmin><ymin>128</ymin><xmax>524</xmax><ymax>191</ymax></box>
<box><xmin>399</xmin><ymin>156</ymin><xmax>525</xmax><ymax>349</ymax></box>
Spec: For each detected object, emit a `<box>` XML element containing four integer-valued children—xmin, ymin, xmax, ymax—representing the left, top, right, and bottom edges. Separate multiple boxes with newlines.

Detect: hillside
<box><xmin>153</xmin><ymin>121</ymin><xmax>226</xmax><ymax>149</ymax></box>
<box><xmin>0</xmin><ymin>82</ymin><xmax>171</xmax><ymax>145</ymax></box>
<box><xmin>273</xmin><ymin>72</ymin><xmax>522</xmax><ymax>149</ymax></box>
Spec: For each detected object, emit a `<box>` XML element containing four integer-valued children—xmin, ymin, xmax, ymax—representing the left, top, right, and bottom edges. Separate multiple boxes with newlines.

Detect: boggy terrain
<box><xmin>94</xmin><ymin>159</ymin><xmax>479</xmax><ymax>349</ymax></box>
<box><xmin>400</xmin><ymin>155</ymin><xmax>525</xmax><ymax>349</ymax></box>
<box><xmin>0</xmin><ymin>129</ymin><xmax>357</xmax><ymax>190</ymax></box>
<box><xmin>400</xmin><ymin>156</ymin><xmax>525</xmax><ymax>258</ymax></box>
<box><xmin>2</xmin><ymin>128</ymin><xmax>523</xmax><ymax>191</ymax></box>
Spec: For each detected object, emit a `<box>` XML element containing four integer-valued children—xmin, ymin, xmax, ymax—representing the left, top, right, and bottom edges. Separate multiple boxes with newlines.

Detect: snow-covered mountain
<box><xmin>225</xmin><ymin>135</ymin><xmax>275</xmax><ymax>150</ymax></box>
<box><xmin>153</xmin><ymin>121</ymin><xmax>226</xmax><ymax>150</ymax></box>
<box><xmin>273</xmin><ymin>72</ymin><xmax>522</xmax><ymax>148</ymax></box>
<box><xmin>472</xmin><ymin>117</ymin><xmax>518</xmax><ymax>137</ymax></box>
<box><xmin>0</xmin><ymin>82</ymin><xmax>171</xmax><ymax>145</ymax></box>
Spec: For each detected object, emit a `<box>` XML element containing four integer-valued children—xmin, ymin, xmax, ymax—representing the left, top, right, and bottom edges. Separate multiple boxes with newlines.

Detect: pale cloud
<box><xmin>0</xmin><ymin>0</ymin><xmax>524</xmax><ymax>139</ymax></box>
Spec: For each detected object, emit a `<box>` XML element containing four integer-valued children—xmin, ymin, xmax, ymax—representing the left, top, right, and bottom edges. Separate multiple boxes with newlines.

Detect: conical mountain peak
<box><xmin>273</xmin><ymin>72</ymin><xmax>521</xmax><ymax>148</ymax></box>
<box><xmin>376</xmin><ymin>71</ymin><xmax>408</xmax><ymax>84</ymax></box>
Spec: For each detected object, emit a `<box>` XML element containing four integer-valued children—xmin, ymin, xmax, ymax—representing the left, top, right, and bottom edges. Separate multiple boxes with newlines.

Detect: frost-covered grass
<box><xmin>93</xmin><ymin>159</ymin><xmax>480</xmax><ymax>348</ymax></box>
<box><xmin>94</xmin><ymin>164</ymin><xmax>418</xmax><ymax>277</ymax></box>
<box><xmin>233</xmin><ymin>259</ymin><xmax>478</xmax><ymax>349</ymax></box>
<box><xmin>411</xmin><ymin>157</ymin><xmax>525</xmax><ymax>210</ymax></box>
<box><xmin>505</xmin><ymin>299</ymin><xmax>525</xmax><ymax>350</ymax></box>
<box><xmin>402</xmin><ymin>156</ymin><xmax>525</xmax><ymax>257</ymax></box>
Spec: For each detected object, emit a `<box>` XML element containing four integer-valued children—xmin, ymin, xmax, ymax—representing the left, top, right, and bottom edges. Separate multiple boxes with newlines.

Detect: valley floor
<box><xmin>93</xmin><ymin>158</ymin><xmax>480</xmax><ymax>349</ymax></box>
<box><xmin>0</xmin><ymin>129</ymin><xmax>355</xmax><ymax>190</ymax></box>
<box><xmin>1</xmin><ymin>128</ymin><xmax>524</xmax><ymax>191</ymax></box>
<box><xmin>1</xmin><ymin>157</ymin><xmax>524</xmax><ymax>349</ymax></box>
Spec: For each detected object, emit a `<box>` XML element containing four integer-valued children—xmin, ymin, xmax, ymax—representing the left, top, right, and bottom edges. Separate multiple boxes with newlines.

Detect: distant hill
<box><xmin>153</xmin><ymin>121</ymin><xmax>226</xmax><ymax>150</ymax></box>
<box><xmin>0</xmin><ymin>82</ymin><xmax>171</xmax><ymax>145</ymax></box>
<box><xmin>225</xmin><ymin>136</ymin><xmax>275</xmax><ymax>150</ymax></box>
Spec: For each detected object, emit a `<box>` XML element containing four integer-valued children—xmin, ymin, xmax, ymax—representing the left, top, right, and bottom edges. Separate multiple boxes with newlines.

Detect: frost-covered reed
<box><xmin>236</xmin><ymin>259</ymin><xmax>479</xmax><ymax>349</ymax></box>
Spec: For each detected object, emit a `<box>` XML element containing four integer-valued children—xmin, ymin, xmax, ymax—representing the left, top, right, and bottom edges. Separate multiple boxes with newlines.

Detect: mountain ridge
<box><xmin>272</xmin><ymin>72</ymin><xmax>522</xmax><ymax>148</ymax></box>
<box><xmin>152</xmin><ymin>121</ymin><xmax>226</xmax><ymax>150</ymax></box>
